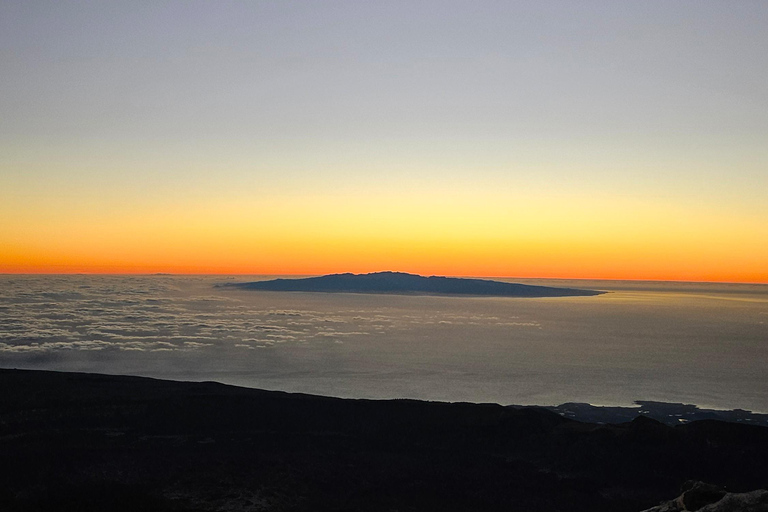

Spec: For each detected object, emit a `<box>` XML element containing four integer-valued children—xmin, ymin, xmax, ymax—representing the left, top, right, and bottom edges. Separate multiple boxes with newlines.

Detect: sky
<box><xmin>1</xmin><ymin>1</ymin><xmax>767</xmax><ymax>282</ymax></box>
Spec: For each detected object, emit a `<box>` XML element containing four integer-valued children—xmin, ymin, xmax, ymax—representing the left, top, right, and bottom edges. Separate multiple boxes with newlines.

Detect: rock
<box><xmin>641</xmin><ymin>501</ymin><xmax>684</xmax><ymax>512</ymax></box>
<box><xmin>680</xmin><ymin>481</ymin><xmax>726</xmax><ymax>511</ymax></box>
<box><xmin>641</xmin><ymin>484</ymin><xmax>768</xmax><ymax>512</ymax></box>
<box><xmin>698</xmin><ymin>490</ymin><xmax>768</xmax><ymax>512</ymax></box>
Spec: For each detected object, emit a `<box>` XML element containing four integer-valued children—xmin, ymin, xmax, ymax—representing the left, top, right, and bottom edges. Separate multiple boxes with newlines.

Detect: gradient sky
<box><xmin>2</xmin><ymin>1</ymin><xmax>767</xmax><ymax>281</ymax></box>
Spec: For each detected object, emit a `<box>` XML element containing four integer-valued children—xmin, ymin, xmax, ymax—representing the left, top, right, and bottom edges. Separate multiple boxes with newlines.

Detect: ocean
<box><xmin>1</xmin><ymin>275</ymin><xmax>767</xmax><ymax>412</ymax></box>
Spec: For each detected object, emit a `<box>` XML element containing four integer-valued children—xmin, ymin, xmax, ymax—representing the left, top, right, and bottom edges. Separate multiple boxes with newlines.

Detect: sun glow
<box><xmin>3</xmin><ymin>186</ymin><xmax>766</xmax><ymax>283</ymax></box>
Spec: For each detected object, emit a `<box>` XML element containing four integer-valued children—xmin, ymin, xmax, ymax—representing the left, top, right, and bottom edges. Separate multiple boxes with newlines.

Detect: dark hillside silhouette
<box><xmin>224</xmin><ymin>271</ymin><xmax>604</xmax><ymax>297</ymax></box>
<box><xmin>2</xmin><ymin>369</ymin><xmax>767</xmax><ymax>512</ymax></box>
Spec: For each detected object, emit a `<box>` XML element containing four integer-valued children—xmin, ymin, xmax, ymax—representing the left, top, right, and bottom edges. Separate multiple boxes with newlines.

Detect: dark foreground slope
<box><xmin>224</xmin><ymin>271</ymin><xmax>604</xmax><ymax>297</ymax></box>
<box><xmin>1</xmin><ymin>369</ymin><xmax>767</xmax><ymax>512</ymax></box>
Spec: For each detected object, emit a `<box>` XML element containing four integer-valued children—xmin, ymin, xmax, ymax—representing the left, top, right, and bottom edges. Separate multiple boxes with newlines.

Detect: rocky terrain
<box><xmin>1</xmin><ymin>368</ymin><xmax>767</xmax><ymax>511</ymax></box>
<box><xmin>641</xmin><ymin>481</ymin><xmax>768</xmax><ymax>511</ymax></box>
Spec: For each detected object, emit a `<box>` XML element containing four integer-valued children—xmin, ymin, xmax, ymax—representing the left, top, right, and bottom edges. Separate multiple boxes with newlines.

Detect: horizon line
<box><xmin>1</xmin><ymin>270</ymin><xmax>767</xmax><ymax>286</ymax></box>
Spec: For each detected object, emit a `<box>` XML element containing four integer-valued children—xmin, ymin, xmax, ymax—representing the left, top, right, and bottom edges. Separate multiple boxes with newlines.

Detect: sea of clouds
<box><xmin>0</xmin><ymin>275</ymin><xmax>538</xmax><ymax>357</ymax></box>
<box><xmin>2</xmin><ymin>275</ymin><xmax>767</xmax><ymax>411</ymax></box>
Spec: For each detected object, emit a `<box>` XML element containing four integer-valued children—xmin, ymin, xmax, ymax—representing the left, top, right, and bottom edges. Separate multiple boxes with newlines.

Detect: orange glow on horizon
<box><xmin>2</xmin><ymin>189</ymin><xmax>766</xmax><ymax>284</ymax></box>
<box><xmin>1</xmin><ymin>268</ymin><xmax>766</xmax><ymax>284</ymax></box>
<box><xmin>2</xmin><ymin>257</ymin><xmax>767</xmax><ymax>285</ymax></box>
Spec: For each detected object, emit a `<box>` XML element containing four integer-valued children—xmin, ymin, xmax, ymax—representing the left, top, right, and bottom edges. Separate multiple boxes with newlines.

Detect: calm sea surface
<box><xmin>1</xmin><ymin>275</ymin><xmax>767</xmax><ymax>412</ymax></box>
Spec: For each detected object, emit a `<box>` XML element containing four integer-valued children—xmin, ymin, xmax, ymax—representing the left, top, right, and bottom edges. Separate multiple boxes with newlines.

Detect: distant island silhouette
<box><xmin>223</xmin><ymin>271</ymin><xmax>604</xmax><ymax>297</ymax></box>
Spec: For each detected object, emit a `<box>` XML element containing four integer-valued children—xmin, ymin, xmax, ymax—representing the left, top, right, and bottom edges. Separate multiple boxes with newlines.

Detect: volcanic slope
<box><xmin>225</xmin><ymin>271</ymin><xmax>604</xmax><ymax>297</ymax></box>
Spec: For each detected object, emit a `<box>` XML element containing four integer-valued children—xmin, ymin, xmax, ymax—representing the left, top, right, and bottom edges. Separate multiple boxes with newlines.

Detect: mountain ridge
<box><xmin>2</xmin><ymin>368</ymin><xmax>768</xmax><ymax>512</ymax></box>
<box><xmin>223</xmin><ymin>271</ymin><xmax>605</xmax><ymax>297</ymax></box>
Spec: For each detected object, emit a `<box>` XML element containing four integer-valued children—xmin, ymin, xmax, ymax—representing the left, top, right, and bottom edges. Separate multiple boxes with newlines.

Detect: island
<box><xmin>222</xmin><ymin>271</ymin><xmax>605</xmax><ymax>297</ymax></box>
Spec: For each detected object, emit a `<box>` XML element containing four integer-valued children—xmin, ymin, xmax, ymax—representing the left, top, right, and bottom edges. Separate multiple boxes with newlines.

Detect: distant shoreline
<box><xmin>3</xmin><ymin>368</ymin><xmax>765</xmax><ymax>426</ymax></box>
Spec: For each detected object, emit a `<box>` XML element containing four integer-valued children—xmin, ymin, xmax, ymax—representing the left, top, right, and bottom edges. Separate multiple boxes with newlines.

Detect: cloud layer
<box><xmin>0</xmin><ymin>276</ymin><xmax>539</xmax><ymax>355</ymax></box>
